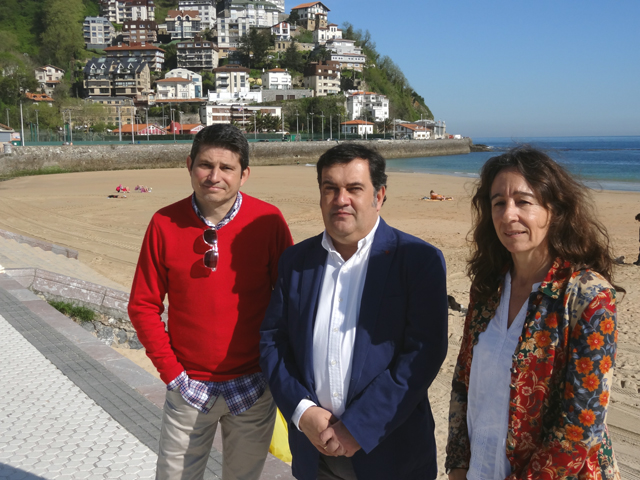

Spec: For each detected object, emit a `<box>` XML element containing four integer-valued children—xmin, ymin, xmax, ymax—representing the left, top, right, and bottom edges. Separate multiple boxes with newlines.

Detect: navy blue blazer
<box><xmin>259</xmin><ymin>218</ymin><xmax>448</xmax><ymax>480</ymax></box>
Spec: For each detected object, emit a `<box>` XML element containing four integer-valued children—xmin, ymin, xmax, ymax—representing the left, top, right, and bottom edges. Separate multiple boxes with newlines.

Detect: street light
<box><xmin>144</xmin><ymin>107</ymin><xmax>149</xmax><ymax>142</ymax></box>
<box><xmin>310</xmin><ymin>112</ymin><xmax>314</xmax><ymax>141</ymax></box>
<box><xmin>131</xmin><ymin>106</ymin><xmax>135</xmax><ymax>144</ymax></box>
<box><xmin>118</xmin><ymin>106</ymin><xmax>122</xmax><ymax>142</ymax></box>
<box><xmin>5</xmin><ymin>108</ymin><xmax>9</xmax><ymax>128</ymax></box>
<box><xmin>170</xmin><ymin>108</ymin><xmax>176</xmax><ymax>142</ymax></box>
<box><xmin>329</xmin><ymin>114</ymin><xmax>332</xmax><ymax>140</ymax></box>
<box><xmin>295</xmin><ymin>109</ymin><xmax>299</xmax><ymax>139</ymax></box>
<box><xmin>338</xmin><ymin>113</ymin><xmax>341</xmax><ymax>141</ymax></box>
<box><xmin>320</xmin><ymin>111</ymin><xmax>325</xmax><ymax>140</ymax></box>
<box><xmin>253</xmin><ymin>111</ymin><xmax>257</xmax><ymax>139</ymax></box>
<box><xmin>34</xmin><ymin>108</ymin><xmax>39</xmax><ymax>142</ymax></box>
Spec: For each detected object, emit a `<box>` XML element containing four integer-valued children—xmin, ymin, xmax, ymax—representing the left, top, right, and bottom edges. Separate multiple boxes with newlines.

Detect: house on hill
<box><xmin>290</xmin><ymin>1</ymin><xmax>330</xmax><ymax>30</ymax></box>
<box><xmin>34</xmin><ymin>65</ymin><xmax>65</xmax><ymax>97</ymax></box>
<box><xmin>347</xmin><ymin>91</ymin><xmax>389</xmax><ymax>122</ymax></box>
<box><xmin>165</xmin><ymin>10</ymin><xmax>202</xmax><ymax>40</ymax></box>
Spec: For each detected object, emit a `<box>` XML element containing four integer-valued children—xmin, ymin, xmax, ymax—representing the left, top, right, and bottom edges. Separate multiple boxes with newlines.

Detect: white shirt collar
<box><xmin>321</xmin><ymin>216</ymin><xmax>381</xmax><ymax>261</ymax></box>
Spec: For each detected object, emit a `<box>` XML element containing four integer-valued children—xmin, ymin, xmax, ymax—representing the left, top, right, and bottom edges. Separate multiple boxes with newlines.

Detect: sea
<box><xmin>386</xmin><ymin>136</ymin><xmax>640</xmax><ymax>192</ymax></box>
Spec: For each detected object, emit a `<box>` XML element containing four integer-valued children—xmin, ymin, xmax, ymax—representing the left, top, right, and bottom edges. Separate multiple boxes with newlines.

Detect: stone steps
<box><xmin>0</xmin><ymin>236</ymin><xmax>125</xmax><ymax>291</ymax></box>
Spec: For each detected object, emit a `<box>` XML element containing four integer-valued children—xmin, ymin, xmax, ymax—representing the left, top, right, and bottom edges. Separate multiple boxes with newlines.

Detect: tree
<box><xmin>286</xmin><ymin>10</ymin><xmax>300</xmax><ymax>27</ymax></box>
<box><xmin>160</xmin><ymin>43</ymin><xmax>178</xmax><ymax>72</ymax></box>
<box><xmin>238</xmin><ymin>28</ymin><xmax>273</xmax><ymax>69</ymax></box>
<box><xmin>280</xmin><ymin>39</ymin><xmax>305</xmax><ymax>73</ymax></box>
<box><xmin>40</xmin><ymin>0</ymin><xmax>85</xmax><ymax>68</ymax></box>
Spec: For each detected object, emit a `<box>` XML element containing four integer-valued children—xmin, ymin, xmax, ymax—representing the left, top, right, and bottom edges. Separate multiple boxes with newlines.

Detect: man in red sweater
<box><xmin>128</xmin><ymin>124</ymin><xmax>293</xmax><ymax>480</ymax></box>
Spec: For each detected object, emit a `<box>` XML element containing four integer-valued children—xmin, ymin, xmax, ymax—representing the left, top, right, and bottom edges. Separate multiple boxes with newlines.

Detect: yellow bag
<box><xmin>269</xmin><ymin>409</ymin><xmax>292</xmax><ymax>463</ymax></box>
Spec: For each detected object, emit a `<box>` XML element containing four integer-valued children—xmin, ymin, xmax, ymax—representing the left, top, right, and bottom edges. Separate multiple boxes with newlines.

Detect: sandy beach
<box><xmin>1</xmin><ymin>164</ymin><xmax>639</xmax><ymax>473</ymax></box>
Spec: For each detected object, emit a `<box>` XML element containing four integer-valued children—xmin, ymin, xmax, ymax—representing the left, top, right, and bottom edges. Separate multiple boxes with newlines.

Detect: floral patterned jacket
<box><xmin>446</xmin><ymin>259</ymin><xmax>620</xmax><ymax>480</ymax></box>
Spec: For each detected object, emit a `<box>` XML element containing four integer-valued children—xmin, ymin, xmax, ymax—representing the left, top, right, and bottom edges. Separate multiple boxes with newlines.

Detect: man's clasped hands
<box><xmin>298</xmin><ymin>406</ymin><xmax>362</xmax><ymax>458</ymax></box>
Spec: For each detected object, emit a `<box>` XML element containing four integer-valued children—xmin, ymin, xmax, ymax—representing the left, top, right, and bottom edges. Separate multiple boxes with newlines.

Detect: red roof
<box><xmin>341</xmin><ymin>120</ymin><xmax>374</xmax><ymax>125</ymax></box>
<box><xmin>291</xmin><ymin>1</ymin><xmax>330</xmax><ymax>11</ymax></box>
<box><xmin>157</xmin><ymin>77</ymin><xmax>192</xmax><ymax>83</ymax></box>
<box><xmin>167</xmin><ymin>9</ymin><xmax>199</xmax><ymax>18</ymax></box>
<box><xmin>268</xmin><ymin>68</ymin><xmax>287</xmax><ymax>72</ymax></box>
<box><xmin>105</xmin><ymin>42</ymin><xmax>165</xmax><ymax>52</ymax></box>
<box><xmin>25</xmin><ymin>92</ymin><xmax>54</xmax><ymax>102</ymax></box>
<box><xmin>113</xmin><ymin>123</ymin><xmax>165</xmax><ymax>134</ymax></box>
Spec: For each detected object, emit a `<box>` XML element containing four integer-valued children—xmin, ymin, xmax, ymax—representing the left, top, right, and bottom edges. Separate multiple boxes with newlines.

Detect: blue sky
<box><xmin>324</xmin><ymin>0</ymin><xmax>640</xmax><ymax>138</ymax></box>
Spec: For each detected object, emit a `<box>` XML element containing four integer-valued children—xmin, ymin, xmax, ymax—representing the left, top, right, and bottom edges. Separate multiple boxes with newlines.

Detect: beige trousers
<box><xmin>156</xmin><ymin>386</ymin><xmax>276</xmax><ymax>480</ymax></box>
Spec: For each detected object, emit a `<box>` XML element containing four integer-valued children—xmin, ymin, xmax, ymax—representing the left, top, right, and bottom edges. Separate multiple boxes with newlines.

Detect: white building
<box><xmin>83</xmin><ymin>17</ymin><xmax>116</xmax><ymax>49</ymax></box>
<box><xmin>165</xmin><ymin>68</ymin><xmax>204</xmax><ymax>97</ymax></box>
<box><xmin>325</xmin><ymin>38</ymin><xmax>366</xmax><ymax>71</ymax></box>
<box><xmin>290</xmin><ymin>1</ymin><xmax>329</xmax><ymax>30</ymax></box>
<box><xmin>312</xmin><ymin>23</ymin><xmax>341</xmax><ymax>45</ymax></box>
<box><xmin>156</xmin><ymin>77</ymin><xmax>196</xmax><ymax>100</ymax></box>
<box><xmin>166</xmin><ymin>10</ymin><xmax>202</xmax><ymax>39</ymax></box>
<box><xmin>271</xmin><ymin>21</ymin><xmax>291</xmax><ymax>41</ymax></box>
<box><xmin>207</xmin><ymin>65</ymin><xmax>262</xmax><ymax>102</ymax></box>
<box><xmin>178</xmin><ymin>0</ymin><xmax>216</xmax><ymax>30</ymax></box>
<box><xmin>200</xmin><ymin>103</ymin><xmax>281</xmax><ymax>127</ymax></box>
<box><xmin>395</xmin><ymin>123</ymin><xmax>429</xmax><ymax>140</ymax></box>
<box><xmin>261</xmin><ymin>68</ymin><xmax>292</xmax><ymax>90</ymax></box>
<box><xmin>346</xmin><ymin>91</ymin><xmax>389</xmax><ymax>122</ymax></box>
<box><xmin>34</xmin><ymin>65</ymin><xmax>65</xmax><ymax>96</ymax></box>
<box><xmin>340</xmin><ymin>120</ymin><xmax>374</xmax><ymax>136</ymax></box>
<box><xmin>217</xmin><ymin>0</ymin><xmax>281</xmax><ymax>49</ymax></box>
<box><xmin>100</xmin><ymin>0</ymin><xmax>155</xmax><ymax>24</ymax></box>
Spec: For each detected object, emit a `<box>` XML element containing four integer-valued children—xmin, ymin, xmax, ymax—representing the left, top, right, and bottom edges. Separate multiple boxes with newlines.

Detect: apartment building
<box><xmin>346</xmin><ymin>91</ymin><xmax>389</xmax><ymax>122</ymax></box>
<box><xmin>303</xmin><ymin>60</ymin><xmax>340</xmax><ymax>96</ymax></box>
<box><xmin>122</xmin><ymin>20</ymin><xmax>158</xmax><ymax>43</ymax></box>
<box><xmin>83</xmin><ymin>57</ymin><xmax>151</xmax><ymax>101</ymax></box>
<box><xmin>165</xmin><ymin>68</ymin><xmax>204</xmax><ymax>97</ymax></box>
<box><xmin>177</xmin><ymin>35</ymin><xmax>219</xmax><ymax>71</ymax></box>
<box><xmin>165</xmin><ymin>10</ymin><xmax>202</xmax><ymax>40</ymax></box>
<box><xmin>104</xmin><ymin>42</ymin><xmax>165</xmax><ymax>71</ymax></box>
<box><xmin>178</xmin><ymin>0</ymin><xmax>216</xmax><ymax>30</ymax></box>
<box><xmin>83</xmin><ymin>17</ymin><xmax>116</xmax><ymax>49</ymax></box>
<box><xmin>261</xmin><ymin>68</ymin><xmax>292</xmax><ymax>90</ymax></box>
<box><xmin>34</xmin><ymin>65</ymin><xmax>65</xmax><ymax>97</ymax></box>
<box><xmin>100</xmin><ymin>0</ymin><xmax>155</xmax><ymax>24</ymax></box>
<box><xmin>290</xmin><ymin>1</ymin><xmax>329</xmax><ymax>30</ymax></box>
<box><xmin>86</xmin><ymin>96</ymin><xmax>135</xmax><ymax>125</ymax></box>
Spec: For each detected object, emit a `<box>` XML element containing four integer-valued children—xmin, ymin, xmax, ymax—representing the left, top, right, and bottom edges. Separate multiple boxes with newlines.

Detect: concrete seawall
<box><xmin>0</xmin><ymin>138</ymin><xmax>471</xmax><ymax>175</ymax></box>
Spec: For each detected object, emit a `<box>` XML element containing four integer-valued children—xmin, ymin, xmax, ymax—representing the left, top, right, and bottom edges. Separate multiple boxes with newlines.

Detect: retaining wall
<box><xmin>0</xmin><ymin>138</ymin><xmax>471</xmax><ymax>175</ymax></box>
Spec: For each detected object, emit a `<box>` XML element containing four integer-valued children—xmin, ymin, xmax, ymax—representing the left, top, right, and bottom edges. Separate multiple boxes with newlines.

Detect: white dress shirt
<box><xmin>466</xmin><ymin>271</ymin><xmax>541</xmax><ymax>480</ymax></box>
<box><xmin>292</xmin><ymin>218</ymin><xmax>380</xmax><ymax>429</ymax></box>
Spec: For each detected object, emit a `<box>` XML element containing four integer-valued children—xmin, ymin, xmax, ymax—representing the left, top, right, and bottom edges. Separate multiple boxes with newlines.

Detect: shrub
<box><xmin>49</xmin><ymin>300</ymin><xmax>96</xmax><ymax>323</ymax></box>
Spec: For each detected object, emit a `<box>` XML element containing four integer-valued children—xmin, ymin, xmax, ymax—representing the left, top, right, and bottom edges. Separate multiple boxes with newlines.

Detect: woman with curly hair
<box><xmin>446</xmin><ymin>146</ymin><xmax>624</xmax><ymax>480</ymax></box>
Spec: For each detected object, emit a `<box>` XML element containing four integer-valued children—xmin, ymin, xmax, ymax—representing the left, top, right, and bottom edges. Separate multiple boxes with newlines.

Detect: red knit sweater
<box><xmin>128</xmin><ymin>194</ymin><xmax>293</xmax><ymax>384</ymax></box>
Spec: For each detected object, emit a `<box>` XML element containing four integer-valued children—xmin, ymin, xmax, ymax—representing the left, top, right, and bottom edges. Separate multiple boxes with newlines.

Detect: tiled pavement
<box><xmin>0</xmin><ymin>274</ymin><xmax>293</xmax><ymax>480</ymax></box>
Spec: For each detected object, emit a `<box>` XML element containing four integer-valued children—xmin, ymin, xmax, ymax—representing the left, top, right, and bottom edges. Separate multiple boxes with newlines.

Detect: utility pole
<box><xmin>118</xmin><ymin>106</ymin><xmax>122</xmax><ymax>142</ymax></box>
<box><xmin>171</xmin><ymin>108</ymin><xmax>176</xmax><ymax>142</ymax></box>
<box><xmin>310</xmin><ymin>112</ymin><xmax>314</xmax><ymax>141</ymax></box>
<box><xmin>145</xmin><ymin>108</ymin><xmax>149</xmax><ymax>142</ymax></box>
<box><xmin>131</xmin><ymin>106</ymin><xmax>135</xmax><ymax>144</ymax></box>
<box><xmin>5</xmin><ymin>108</ymin><xmax>9</xmax><ymax>128</ymax></box>
<box><xmin>253</xmin><ymin>111</ymin><xmax>257</xmax><ymax>139</ymax></box>
<box><xmin>34</xmin><ymin>109</ymin><xmax>39</xmax><ymax>142</ymax></box>
<box><xmin>338</xmin><ymin>113</ymin><xmax>341</xmax><ymax>141</ymax></box>
<box><xmin>162</xmin><ymin>104</ymin><xmax>165</xmax><ymax>128</ymax></box>
<box><xmin>295</xmin><ymin>109</ymin><xmax>299</xmax><ymax>140</ymax></box>
<box><xmin>68</xmin><ymin>110</ymin><xmax>73</xmax><ymax>145</ymax></box>
<box><xmin>19</xmin><ymin>102</ymin><xmax>25</xmax><ymax>146</ymax></box>
<box><xmin>320</xmin><ymin>111</ymin><xmax>325</xmax><ymax>140</ymax></box>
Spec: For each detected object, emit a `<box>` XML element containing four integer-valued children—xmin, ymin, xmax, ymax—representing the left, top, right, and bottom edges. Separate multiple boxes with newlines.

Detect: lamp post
<box><xmin>162</xmin><ymin>104</ymin><xmax>165</xmax><ymax>128</ymax></box>
<box><xmin>310</xmin><ymin>112</ymin><xmax>314</xmax><ymax>141</ymax></box>
<box><xmin>5</xmin><ymin>108</ymin><xmax>9</xmax><ymax>128</ymax></box>
<box><xmin>170</xmin><ymin>108</ymin><xmax>176</xmax><ymax>142</ymax></box>
<box><xmin>144</xmin><ymin>107</ymin><xmax>149</xmax><ymax>141</ymax></box>
<box><xmin>329</xmin><ymin>114</ymin><xmax>332</xmax><ymax>140</ymax></box>
<box><xmin>253</xmin><ymin>111</ymin><xmax>257</xmax><ymax>139</ymax></box>
<box><xmin>338</xmin><ymin>113</ymin><xmax>341</xmax><ymax>141</ymax></box>
<box><xmin>131</xmin><ymin>106</ymin><xmax>135</xmax><ymax>144</ymax></box>
<box><xmin>320</xmin><ymin>111</ymin><xmax>325</xmax><ymax>140</ymax></box>
<box><xmin>68</xmin><ymin>110</ymin><xmax>73</xmax><ymax>145</ymax></box>
<box><xmin>179</xmin><ymin>111</ymin><xmax>184</xmax><ymax>138</ymax></box>
<box><xmin>19</xmin><ymin>102</ymin><xmax>25</xmax><ymax>146</ymax></box>
<box><xmin>295</xmin><ymin>109</ymin><xmax>299</xmax><ymax>139</ymax></box>
<box><xmin>118</xmin><ymin>106</ymin><xmax>122</xmax><ymax>142</ymax></box>
<box><xmin>34</xmin><ymin>108</ymin><xmax>39</xmax><ymax>142</ymax></box>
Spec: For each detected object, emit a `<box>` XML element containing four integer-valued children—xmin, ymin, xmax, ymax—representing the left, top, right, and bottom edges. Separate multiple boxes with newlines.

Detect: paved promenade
<box><xmin>0</xmin><ymin>272</ymin><xmax>293</xmax><ymax>480</ymax></box>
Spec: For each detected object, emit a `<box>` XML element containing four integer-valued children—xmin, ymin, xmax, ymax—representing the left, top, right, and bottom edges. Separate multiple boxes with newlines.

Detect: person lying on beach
<box><xmin>430</xmin><ymin>189</ymin><xmax>453</xmax><ymax>201</ymax></box>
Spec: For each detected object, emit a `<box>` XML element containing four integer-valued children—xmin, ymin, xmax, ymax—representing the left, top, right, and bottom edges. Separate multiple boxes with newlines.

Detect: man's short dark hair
<box><xmin>316</xmin><ymin>143</ymin><xmax>388</xmax><ymax>196</ymax></box>
<box><xmin>636</xmin><ymin>213</ymin><xmax>640</xmax><ymax>222</ymax></box>
<box><xmin>189</xmin><ymin>124</ymin><xmax>249</xmax><ymax>171</ymax></box>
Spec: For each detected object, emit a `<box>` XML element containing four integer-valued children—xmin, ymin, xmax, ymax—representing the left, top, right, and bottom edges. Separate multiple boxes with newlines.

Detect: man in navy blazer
<box><xmin>260</xmin><ymin>144</ymin><xmax>448</xmax><ymax>480</ymax></box>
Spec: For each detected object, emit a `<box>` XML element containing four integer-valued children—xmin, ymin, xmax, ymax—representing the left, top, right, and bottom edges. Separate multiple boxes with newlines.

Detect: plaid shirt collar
<box><xmin>191</xmin><ymin>192</ymin><xmax>243</xmax><ymax>229</ymax></box>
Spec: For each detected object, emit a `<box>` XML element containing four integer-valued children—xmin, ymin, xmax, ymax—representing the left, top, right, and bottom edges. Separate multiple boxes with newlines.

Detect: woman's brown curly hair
<box><xmin>468</xmin><ymin>145</ymin><xmax>624</xmax><ymax>301</ymax></box>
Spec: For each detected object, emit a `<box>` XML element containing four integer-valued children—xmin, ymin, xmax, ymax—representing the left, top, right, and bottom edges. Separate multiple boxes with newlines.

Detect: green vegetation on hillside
<box><xmin>342</xmin><ymin>22</ymin><xmax>433</xmax><ymax>122</ymax></box>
